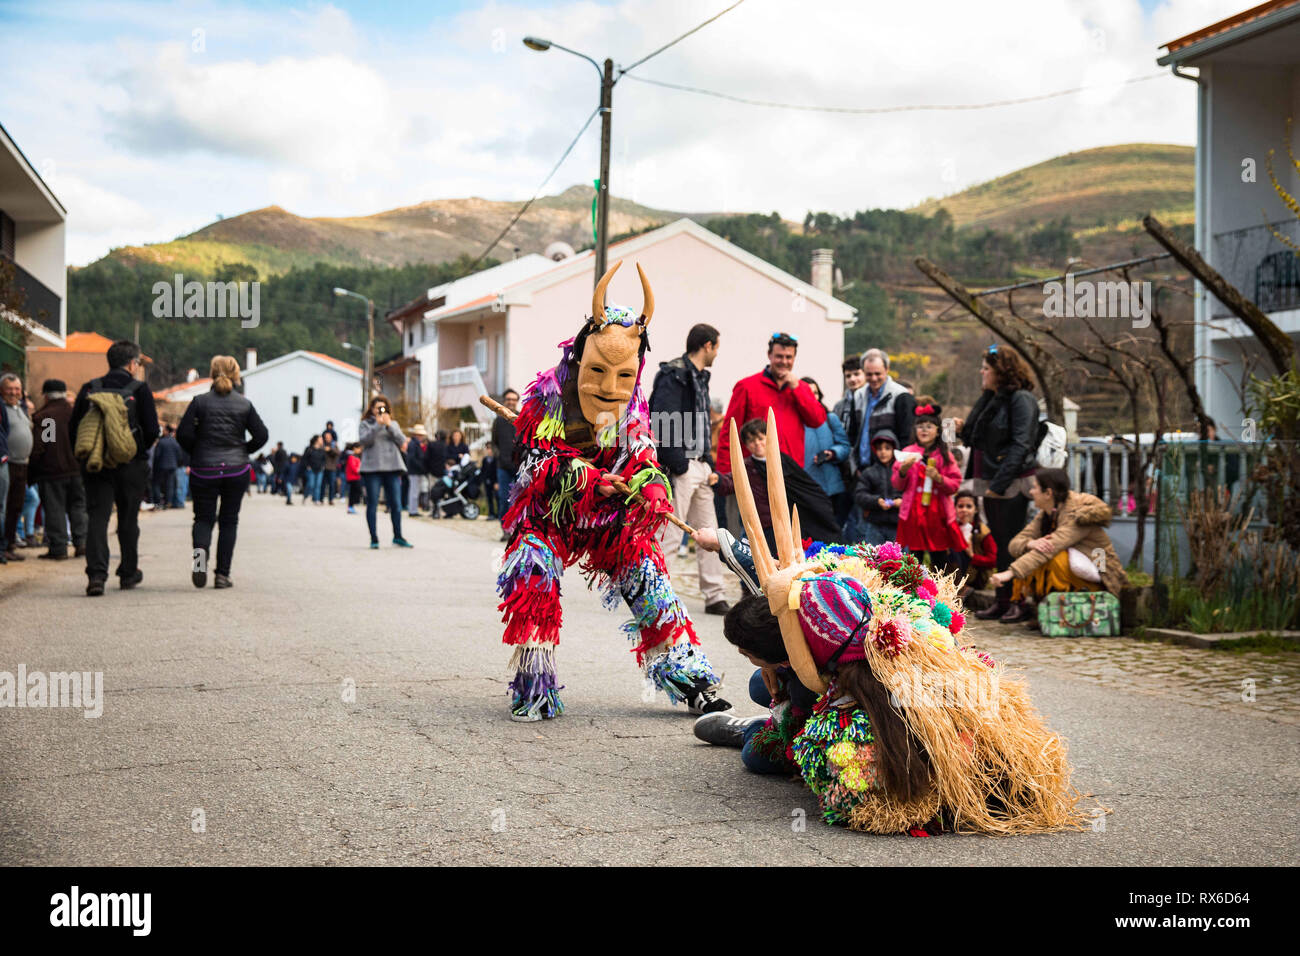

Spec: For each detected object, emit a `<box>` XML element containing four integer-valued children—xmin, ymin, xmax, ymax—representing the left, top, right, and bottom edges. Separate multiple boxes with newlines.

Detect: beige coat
<box><xmin>1008</xmin><ymin>491</ymin><xmax>1128</xmax><ymax>595</ymax></box>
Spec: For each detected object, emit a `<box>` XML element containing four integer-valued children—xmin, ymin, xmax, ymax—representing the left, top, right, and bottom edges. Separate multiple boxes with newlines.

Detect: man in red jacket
<box><xmin>716</xmin><ymin>332</ymin><xmax>825</xmax><ymax>473</ymax></box>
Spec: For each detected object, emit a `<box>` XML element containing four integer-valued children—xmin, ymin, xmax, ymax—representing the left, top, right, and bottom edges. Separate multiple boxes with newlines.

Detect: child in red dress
<box><xmin>891</xmin><ymin>399</ymin><xmax>965</xmax><ymax>570</ymax></box>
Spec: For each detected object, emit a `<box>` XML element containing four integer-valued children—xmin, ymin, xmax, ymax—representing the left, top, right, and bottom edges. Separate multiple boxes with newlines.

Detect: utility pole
<box><xmin>335</xmin><ymin>287</ymin><xmax>375</xmax><ymax>416</ymax></box>
<box><xmin>366</xmin><ymin>297</ymin><xmax>375</xmax><ymax>407</ymax></box>
<box><xmin>595</xmin><ymin>58</ymin><xmax>614</xmax><ymax>283</ymax></box>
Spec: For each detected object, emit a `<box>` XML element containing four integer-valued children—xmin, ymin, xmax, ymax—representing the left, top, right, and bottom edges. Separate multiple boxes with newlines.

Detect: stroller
<box><xmin>430</xmin><ymin>457</ymin><xmax>484</xmax><ymax>519</ymax></box>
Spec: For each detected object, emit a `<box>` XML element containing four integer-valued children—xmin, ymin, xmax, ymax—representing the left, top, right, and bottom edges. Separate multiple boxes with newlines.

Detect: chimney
<box><xmin>246</xmin><ymin>347</ymin><xmax>258</xmax><ymax>371</ymax></box>
<box><xmin>811</xmin><ymin>248</ymin><xmax>834</xmax><ymax>297</ymax></box>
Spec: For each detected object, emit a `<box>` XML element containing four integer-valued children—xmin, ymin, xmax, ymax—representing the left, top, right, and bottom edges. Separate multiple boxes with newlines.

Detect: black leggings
<box><xmin>983</xmin><ymin>492</ymin><xmax>1031</xmax><ymax>606</ymax></box>
<box><xmin>191</xmin><ymin>471</ymin><xmax>251</xmax><ymax>576</ymax></box>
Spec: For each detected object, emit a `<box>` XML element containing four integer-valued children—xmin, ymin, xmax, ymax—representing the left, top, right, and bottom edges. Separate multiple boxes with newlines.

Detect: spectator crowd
<box><xmin>1</xmin><ymin>328</ymin><xmax>1127</xmax><ymax>623</ymax></box>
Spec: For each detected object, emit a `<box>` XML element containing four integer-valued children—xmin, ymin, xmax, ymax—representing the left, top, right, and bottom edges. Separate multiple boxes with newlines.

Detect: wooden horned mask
<box><xmin>575</xmin><ymin>259</ymin><xmax>654</xmax><ymax>431</ymax></box>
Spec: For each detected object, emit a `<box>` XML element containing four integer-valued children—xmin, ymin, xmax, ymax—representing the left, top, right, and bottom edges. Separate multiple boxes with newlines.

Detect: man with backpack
<box><xmin>69</xmin><ymin>340</ymin><xmax>160</xmax><ymax>596</ymax></box>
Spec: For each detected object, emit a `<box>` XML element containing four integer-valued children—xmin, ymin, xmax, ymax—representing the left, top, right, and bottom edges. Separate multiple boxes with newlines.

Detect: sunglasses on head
<box><xmin>770</xmin><ymin>332</ymin><xmax>798</xmax><ymax>345</ymax></box>
<box><xmin>986</xmin><ymin>343</ymin><xmax>999</xmax><ymax>355</ymax></box>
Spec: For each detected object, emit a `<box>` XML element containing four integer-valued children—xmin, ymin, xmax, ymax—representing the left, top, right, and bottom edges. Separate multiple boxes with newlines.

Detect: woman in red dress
<box><xmin>890</xmin><ymin>399</ymin><xmax>965</xmax><ymax>570</ymax></box>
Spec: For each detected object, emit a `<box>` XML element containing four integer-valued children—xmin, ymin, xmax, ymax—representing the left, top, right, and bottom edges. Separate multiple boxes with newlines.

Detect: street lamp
<box><xmin>335</xmin><ymin>288</ymin><xmax>375</xmax><ymax>415</ymax></box>
<box><xmin>523</xmin><ymin>36</ymin><xmax>615</xmax><ymax>286</ymax></box>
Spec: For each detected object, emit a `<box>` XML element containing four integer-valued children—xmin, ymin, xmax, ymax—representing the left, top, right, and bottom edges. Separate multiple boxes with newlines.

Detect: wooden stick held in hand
<box><xmin>478</xmin><ymin>394</ymin><xmax>696</xmax><ymax>536</ymax></box>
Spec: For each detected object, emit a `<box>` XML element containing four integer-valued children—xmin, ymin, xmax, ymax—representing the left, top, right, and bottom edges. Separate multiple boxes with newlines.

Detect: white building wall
<box><xmin>13</xmin><ymin>217</ymin><xmax>67</xmax><ymax>343</ymax></box>
<box><xmin>242</xmin><ymin>355</ymin><xmax>362</xmax><ymax>452</ymax></box>
<box><xmin>1197</xmin><ymin>59</ymin><xmax>1300</xmax><ymax>437</ymax></box>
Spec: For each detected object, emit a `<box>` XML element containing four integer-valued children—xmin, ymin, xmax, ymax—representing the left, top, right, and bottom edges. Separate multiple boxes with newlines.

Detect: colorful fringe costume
<box><xmin>786</xmin><ymin>540</ymin><xmax>1090</xmax><ymax>834</ymax></box>
<box><xmin>496</xmin><ymin>263</ymin><xmax>721</xmax><ymax>721</ymax></box>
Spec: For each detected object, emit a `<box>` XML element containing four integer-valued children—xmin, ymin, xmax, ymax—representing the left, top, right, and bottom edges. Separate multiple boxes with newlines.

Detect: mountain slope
<box><xmin>910</xmin><ymin>143</ymin><xmax>1193</xmax><ymax>232</ymax></box>
<box><xmin>99</xmin><ymin>185</ymin><xmax>699</xmax><ymax>278</ymax></box>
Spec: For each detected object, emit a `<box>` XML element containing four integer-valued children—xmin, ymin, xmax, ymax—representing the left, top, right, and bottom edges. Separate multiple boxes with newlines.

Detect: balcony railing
<box><xmin>2</xmin><ymin>254</ymin><xmax>61</xmax><ymax>337</ymax></box>
<box><xmin>1210</xmin><ymin>220</ymin><xmax>1300</xmax><ymax>318</ymax></box>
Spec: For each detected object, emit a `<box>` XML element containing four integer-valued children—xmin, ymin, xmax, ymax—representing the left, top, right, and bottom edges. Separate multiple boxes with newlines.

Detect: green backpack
<box><xmin>1037</xmin><ymin>591</ymin><xmax>1121</xmax><ymax>637</ymax></box>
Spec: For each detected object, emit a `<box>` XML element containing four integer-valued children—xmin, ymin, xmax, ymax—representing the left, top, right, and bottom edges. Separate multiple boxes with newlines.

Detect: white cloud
<box><xmin>1</xmin><ymin>0</ymin><xmax>1257</xmax><ymax>266</ymax></box>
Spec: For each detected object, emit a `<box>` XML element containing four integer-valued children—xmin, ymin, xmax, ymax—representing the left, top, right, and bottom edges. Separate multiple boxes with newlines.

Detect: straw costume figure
<box><xmin>497</xmin><ymin>260</ymin><xmax>729</xmax><ymax>722</ymax></box>
<box><xmin>729</xmin><ymin>409</ymin><xmax>1094</xmax><ymax>834</ymax></box>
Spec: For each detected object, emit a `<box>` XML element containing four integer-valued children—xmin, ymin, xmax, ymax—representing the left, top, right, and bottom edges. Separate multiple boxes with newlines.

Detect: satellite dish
<box><xmin>545</xmin><ymin>241</ymin><xmax>576</xmax><ymax>262</ymax></box>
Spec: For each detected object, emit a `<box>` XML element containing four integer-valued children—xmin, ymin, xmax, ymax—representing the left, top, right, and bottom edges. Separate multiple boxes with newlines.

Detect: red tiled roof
<box><xmin>1163</xmin><ymin>0</ymin><xmax>1300</xmax><ymax>52</ymax></box>
<box><xmin>306</xmin><ymin>351</ymin><xmax>362</xmax><ymax>375</ymax></box>
<box><xmin>30</xmin><ymin>331</ymin><xmax>153</xmax><ymax>362</ymax></box>
<box><xmin>153</xmin><ymin>378</ymin><xmax>211</xmax><ymax>400</ymax></box>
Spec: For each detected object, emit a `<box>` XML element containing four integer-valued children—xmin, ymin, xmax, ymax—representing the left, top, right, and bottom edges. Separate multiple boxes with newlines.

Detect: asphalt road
<box><xmin>1</xmin><ymin>494</ymin><xmax>1296</xmax><ymax>865</ymax></box>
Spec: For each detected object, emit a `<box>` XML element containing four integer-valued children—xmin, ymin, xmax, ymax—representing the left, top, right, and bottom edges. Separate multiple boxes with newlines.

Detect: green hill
<box><xmin>910</xmin><ymin>143</ymin><xmax>1193</xmax><ymax>232</ymax></box>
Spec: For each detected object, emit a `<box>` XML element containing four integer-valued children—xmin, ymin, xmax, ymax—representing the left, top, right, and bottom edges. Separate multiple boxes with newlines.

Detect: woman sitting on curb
<box><xmin>989</xmin><ymin>468</ymin><xmax>1127</xmax><ymax>622</ymax></box>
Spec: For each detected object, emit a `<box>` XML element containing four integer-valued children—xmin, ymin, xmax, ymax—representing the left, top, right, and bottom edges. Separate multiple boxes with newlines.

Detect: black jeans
<box><xmin>152</xmin><ymin>467</ymin><xmax>176</xmax><ymax>508</ymax></box>
<box><xmin>39</xmin><ymin>475</ymin><xmax>88</xmax><ymax>554</ymax></box>
<box><xmin>83</xmin><ymin>458</ymin><xmax>148</xmax><ymax>581</ymax></box>
<box><xmin>983</xmin><ymin>492</ymin><xmax>1031</xmax><ymax>607</ymax></box>
<box><xmin>191</xmin><ymin>471</ymin><xmax>251</xmax><ymax>576</ymax></box>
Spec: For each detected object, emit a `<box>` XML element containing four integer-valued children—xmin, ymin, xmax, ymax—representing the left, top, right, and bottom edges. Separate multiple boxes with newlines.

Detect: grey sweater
<box><xmin>4</xmin><ymin>403</ymin><xmax>33</xmax><ymax>465</ymax></box>
<box><xmin>359</xmin><ymin>418</ymin><xmax>408</xmax><ymax>473</ymax></box>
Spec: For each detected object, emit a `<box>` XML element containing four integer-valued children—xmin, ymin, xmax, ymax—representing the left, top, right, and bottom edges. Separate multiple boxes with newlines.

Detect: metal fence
<box><xmin>1210</xmin><ymin>220</ymin><xmax>1300</xmax><ymax>319</ymax></box>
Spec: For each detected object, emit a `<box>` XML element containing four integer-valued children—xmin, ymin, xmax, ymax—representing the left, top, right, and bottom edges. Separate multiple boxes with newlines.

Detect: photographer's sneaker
<box><xmin>693</xmin><ymin>712</ymin><xmax>765</xmax><ymax>748</ymax></box>
<box><xmin>715</xmin><ymin>528</ymin><xmax>759</xmax><ymax>595</ymax></box>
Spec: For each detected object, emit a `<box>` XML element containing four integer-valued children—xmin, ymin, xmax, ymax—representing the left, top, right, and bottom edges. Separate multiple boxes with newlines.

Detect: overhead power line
<box><xmin>466</xmin><ymin>105</ymin><xmax>601</xmax><ymax>273</ymax></box>
<box><xmin>622</xmin><ymin>70</ymin><xmax>1170</xmax><ymax>114</ymax></box>
<box><xmin>621</xmin><ymin>0</ymin><xmax>748</xmax><ymax>75</ymax></box>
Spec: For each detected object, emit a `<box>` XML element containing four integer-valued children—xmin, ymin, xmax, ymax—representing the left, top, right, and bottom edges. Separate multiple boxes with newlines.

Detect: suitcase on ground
<box><xmin>1037</xmin><ymin>591</ymin><xmax>1121</xmax><ymax>637</ymax></box>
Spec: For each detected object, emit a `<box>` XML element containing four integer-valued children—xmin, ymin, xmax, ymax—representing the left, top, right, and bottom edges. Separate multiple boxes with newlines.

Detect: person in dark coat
<box><xmin>714</xmin><ymin>417</ymin><xmax>842</xmax><ymax>551</ymax></box>
<box><xmin>69</xmin><ymin>340</ymin><xmax>160</xmax><ymax>595</ymax></box>
<box><xmin>301</xmin><ymin>435</ymin><xmax>326</xmax><ymax>504</ymax></box>
<box><xmin>404</xmin><ymin>424</ymin><xmax>431</xmax><ymax>516</ymax></box>
<box><xmin>151</xmin><ymin>425</ymin><xmax>183</xmax><ymax>509</ymax></box>
<box><xmin>323</xmin><ymin>442</ymin><xmax>340</xmax><ymax>504</ymax></box>
<box><xmin>648</xmin><ymin>324</ymin><xmax>728</xmax><ymax>614</ymax></box>
<box><xmin>956</xmin><ymin>344</ymin><xmax>1040</xmax><ymax>619</ymax></box>
<box><xmin>270</xmin><ymin>442</ymin><xmax>287</xmax><ymax>493</ymax></box>
<box><xmin>28</xmin><ymin>379</ymin><xmax>88</xmax><ymax>559</ymax></box>
<box><xmin>491</xmin><ymin>389</ymin><xmax>520</xmax><ymax>537</ymax></box>
<box><xmin>852</xmin><ymin>428</ymin><xmax>899</xmax><ymax>546</ymax></box>
<box><xmin>176</xmin><ymin>355</ymin><xmax>268</xmax><ymax>587</ymax></box>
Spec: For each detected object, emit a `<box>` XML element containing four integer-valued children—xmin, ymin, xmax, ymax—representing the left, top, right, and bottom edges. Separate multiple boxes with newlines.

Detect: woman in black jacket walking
<box><xmin>956</xmin><ymin>345</ymin><xmax>1040</xmax><ymax>619</ymax></box>
<box><xmin>176</xmin><ymin>356</ymin><xmax>269</xmax><ymax>589</ymax></box>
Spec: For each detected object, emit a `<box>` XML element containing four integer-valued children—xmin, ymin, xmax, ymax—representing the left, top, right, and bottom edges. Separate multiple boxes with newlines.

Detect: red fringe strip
<box><xmin>500</xmin><ymin>581</ymin><xmax>562</xmax><ymax>646</ymax></box>
<box><xmin>630</xmin><ymin>618</ymin><xmax>699</xmax><ymax>666</ymax></box>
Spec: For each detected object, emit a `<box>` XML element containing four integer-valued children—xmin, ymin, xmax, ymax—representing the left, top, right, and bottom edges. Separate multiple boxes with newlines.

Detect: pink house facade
<box><xmin>384</xmin><ymin>218</ymin><xmax>856</xmax><ymax>429</ymax></box>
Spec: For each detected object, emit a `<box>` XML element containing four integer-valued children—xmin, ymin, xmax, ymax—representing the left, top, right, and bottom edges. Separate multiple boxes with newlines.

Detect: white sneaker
<box><xmin>676</xmin><ymin>544</ymin><xmax>689</xmax><ymax>558</ymax></box>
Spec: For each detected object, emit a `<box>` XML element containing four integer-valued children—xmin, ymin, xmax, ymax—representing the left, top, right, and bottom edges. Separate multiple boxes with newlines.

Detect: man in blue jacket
<box><xmin>648</xmin><ymin>323</ymin><xmax>728</xmax><ymax>615</ymax></box>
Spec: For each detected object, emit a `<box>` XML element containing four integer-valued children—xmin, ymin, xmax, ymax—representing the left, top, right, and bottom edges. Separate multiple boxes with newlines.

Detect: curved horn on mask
<box><xmin>729</xmin><ymin>418</ymin><xmax>775</xmax><ymax>585</ymax></box>
<box><xmin>766</xmin><ymin>408</ymin><xmax>795</xmax><ymax>567</ymax></box>
<box><xmin>591</xmin><ymin>259</ymin><xmax>622</xmax><ymax>324</ymax></box>
<box><xmin>636</xmin><ymin>262</ymin><xmax>654</xmax><ymax>327</ymax></box>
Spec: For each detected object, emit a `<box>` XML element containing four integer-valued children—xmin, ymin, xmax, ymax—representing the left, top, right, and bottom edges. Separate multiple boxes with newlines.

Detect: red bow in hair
<box><xmin>916</xmin><ymin>404</ymin><xmax>936</xmax><ymax>416</ymax></box>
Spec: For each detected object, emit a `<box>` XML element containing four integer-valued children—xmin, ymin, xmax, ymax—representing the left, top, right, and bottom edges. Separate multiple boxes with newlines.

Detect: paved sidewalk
<box><xmin>1</xmin><ymin>494</ymin><xmax>1296</xmax><ymax>865</ymax></box>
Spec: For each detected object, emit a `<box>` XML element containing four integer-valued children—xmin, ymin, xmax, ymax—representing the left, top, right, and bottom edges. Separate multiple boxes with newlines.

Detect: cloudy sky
<box><xmin>0</xmin><ymin>0</ymin><xmax>1248</xmax><ymax>265</ymax></box>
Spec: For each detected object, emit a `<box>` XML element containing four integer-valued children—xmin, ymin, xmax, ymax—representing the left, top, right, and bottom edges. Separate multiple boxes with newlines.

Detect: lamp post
<box><xmin>341</xmin><ymin>341</ymin><xmax>370</xmax><ymax>415</ymax></box>
<box><xmin>334</xmin><ymin>287</ymin><xmax>374</xmax><ymax>415</ymax></box>
<box><xmin>523</xmin><ymin>36</ymin><xmax>614</xmax><ymax>287</ymax></box>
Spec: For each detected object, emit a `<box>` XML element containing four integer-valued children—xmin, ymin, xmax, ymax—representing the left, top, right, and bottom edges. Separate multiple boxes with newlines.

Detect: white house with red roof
<box><xmin>240</xmin><ymin>348</ymin><xmax>362</xmax><ymax>451</ymax></box>
<box><xmin>1158</xmin><ymin>0</ymin><xmax>1300</xmax><ymax>437</ymax></box>
<box><xmin>381</xmin><ymin>217</ymin><xmax>856</xmax><ymax>427</ymax></box>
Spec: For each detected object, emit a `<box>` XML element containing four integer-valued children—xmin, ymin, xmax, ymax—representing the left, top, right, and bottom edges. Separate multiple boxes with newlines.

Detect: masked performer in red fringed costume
<box><xmin>496</xmin><ymin>260</ymin><xmax>732</xmax><ymax>722</ymax></box>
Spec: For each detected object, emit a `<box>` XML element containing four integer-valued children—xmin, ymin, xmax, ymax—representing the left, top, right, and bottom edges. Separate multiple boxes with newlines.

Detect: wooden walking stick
<box><xmin>479</xmin><ymin>394</ymin><xmax>697</xmax><ymax>535</ymax></box>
